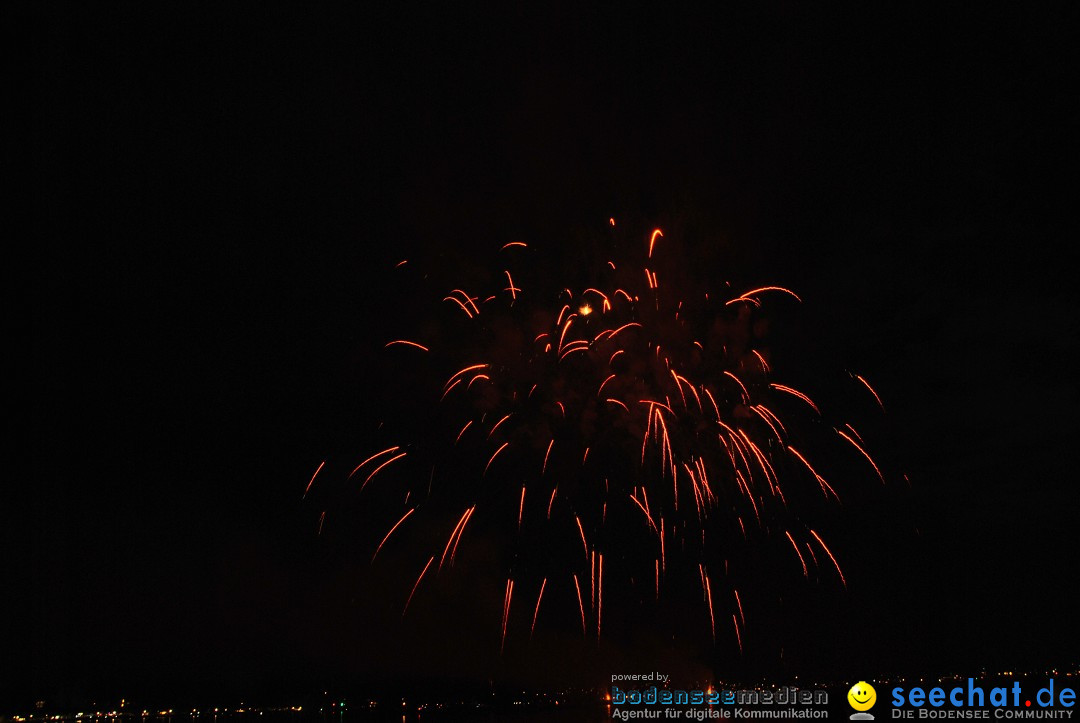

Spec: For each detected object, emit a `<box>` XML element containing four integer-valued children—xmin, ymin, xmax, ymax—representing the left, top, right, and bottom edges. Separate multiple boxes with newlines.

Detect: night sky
<box><xmin>20</xmin><ymin>2</ymin><xmax>1077</xmax><ymax>710</ymax></box>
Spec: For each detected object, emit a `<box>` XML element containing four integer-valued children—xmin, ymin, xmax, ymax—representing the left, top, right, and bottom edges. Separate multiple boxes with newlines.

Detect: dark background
<box><xmin>19</xmin><ymin>1</ymin><xmax>1077</xmax><ymax>710</ymax></box>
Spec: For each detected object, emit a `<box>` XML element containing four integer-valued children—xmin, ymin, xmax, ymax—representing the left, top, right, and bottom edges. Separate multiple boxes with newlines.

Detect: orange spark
<box><xmin>756</xmin><ymin>404</ymin><xmax>788</xmax><ymax>433</ymax></box>
<box><xmin>704</xmin><ymin>572</ymin><xmax>716</xmax><ymax>643</ymax></box>
<box><xmin>573</xmin><ymin>574</ymin><xmax>586</xmax><ymax>636</ymax></box>
<box><xmin>704</xmin><ymin>388</ymin><xmax>721</xmax><ymax>419</ymax></box>
<box><xmin>448</xmin><ymin>506</ymin><xmax>475</xmax><ymax>565</ymax></box>
<box><xmin>596</xmin><ymin>553</ymin><xmax>603</xmax><ymax>640</ymax></box>
<box><xmin>750</xmin><ymin>406</ymin><xmax>785</xmax><ymax>441</ymax></box>
<box><xmin>575</xmin><ymin>515</ymin><xmax>588</xmax><ymax>557</ymax></box>
<box><xmin>659</xmin><ymin>517</ymin><xmax>666</xmax><ymax>572</ymax></box>
<box><xmin>384</xmin><ymin>340</ymin><xmax>429</xmax><ymax>352</ymax></box>
<box><xmin>518</xmin><ymin>485</ymin><xmax>526</xmax><ymax>529</ymax></box>
<box><xmin>809</xmin><ymin>529</ymin><xmax>846</xmax><ymax>588</ymax></box>
<box><xmin>836</xmin><ymin>428</ymin><xmax>885</xmax><ymax>483</ymax></box>
<box><xmin>361</xmin><ymin>451</ymin><xmax>407</xmax><ymax>491</ymax></box>
<box><xmin>466</xmin><ymin>373</ymin><xmax>489</xmax><ymax>390</ymax></box>
<box><xmin>670</xmin><ymin>370</ymin><xmax>688</xmax><ymax>408</ymax></box>
<box><xmin>442</xmin><ymin>295</ymin><xmax>473</xmax><ymax>318</ymax></box>
<box><xmin>648</xmin><ymin>228</ymin><xmax>663</xmax><ymax>258</ymax></box>
<box><xmin>504</xmin><ymin>270</ymin><xmax>519</xmax><ymax>300</ymax></box>
<box><xmin>487</xmin><ymin>413</ymin><xmax>513</xmax><ymax>438</ymax></box>
<box><xmin>559</xmin><ymin>341</ymin><xmax>589</xmax><ymax>360</ymax></box>
<box><xmin>629</xmin><ymin>494</ymin><xmax>657</xmax><ymax>532</ymax></box>
<box><xmin>583</xmin><ymin>287</ymin><xmax>609</xmax><ymax>304</ymax></box>
<box><xmin>770</xmin><ymin>383</ymin><xmax>821</xmax><ymax>415</ymax></box>
<box><xmin>730</xmin><ymin>286</ymin><xmax>803</xmax><ymax>304</ymax></box>
<box><xmin>372</xmin><ymin>508</ymin><xmax>415</xmax><ymax>562</ymax></box>
<box><xmin>724</xmin><ymin>371</ymin><xmax>750</xmax><ymax>402</ymax></box>
<box><xmin>484</xmin><ymin>442</ymin><xmax>509</xmax><ymax>477</ymax></box>
<box><xmin>608</xmin><ymin>321</ymin><xmax>642</xmax><ymax>338</ymax></box>
<box><xmin>530</xmin><ymin>578</ymin><xmax>547</xmax><ymax>638</ymax></box>
<box><xmin>500</xmin><ymin>579</ymin><xmax>514</xmax><ymax>653</ymax></box>
<box><xmin>556</xmin><ymin>304</ymin><xmax>570</xmax><ymax>326</ymax></box>
<box><xmin>785</xmin><ymin>530</ymin><xmax>808</xmax><ymax>578</ymax></box>
<box><xmin>449</xmin><ymin>289</ymin><xmax>481</xmax><ymax>316</ymax></box>
<box><xmin>402</xmin><ymin>556</ymin><xmax>435</xmax><ymax>617</ymax></box>
<box><xmin>856</xmin><ymin>374</ymin><xmax>885</xmax><ymax>411</ymax></box>
<box><xmin>557</xmin><ymin>316</ymin><xmax>575</xmax><ymax>353</ymax></box>
<box><xmin>304</xmin><ymin>460</ymin><xmax>325</xmax><ymax>498</ymax></box>
<box><xmin>590</xmin><ymin>551</ymin><xmax>595</xmax><ymax>609</ymax></box>
<box><xmin>787</xmin><ymin>446</ymin><xmax>837</xmax><ymax>499</ymax></box>
<box><xmin>439</xmin><ymin>505</ymin><xmax>476</xmax><ymax>569</ymax></box>
<box><xmin>598</xmin><ymin>373</ymin><xmax>617</xmax><ymax>397</ymax></box>
<box><xmin>637</xmin><ymin>399</ymin><xmax>675</xmax><ymax>415</ymax></box>
<box><xmin>440</xmin><ymin>378</ymin><xmax>462</xmax><ymax>401</ymax></box>
<box><xmin>444</xmin><ymin>364</ymin><xmax>489</xmax><ymax>390</ymax></box>
<box><xmin>348</xmin><ymin>446</ymin><xmax>400</xmax><ymax>479</ymax></box>
<box><xmin>844</xmin><ymin>422</ymin><xmax>865</xmax><ymax>441</ymax></box>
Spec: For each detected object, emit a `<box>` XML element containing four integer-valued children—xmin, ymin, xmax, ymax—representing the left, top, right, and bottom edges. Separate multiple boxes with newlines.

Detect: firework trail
<box><xmin>309</xmin><ymin>222</ymin><xmax>889</xmax><ymax>653</ymax></box>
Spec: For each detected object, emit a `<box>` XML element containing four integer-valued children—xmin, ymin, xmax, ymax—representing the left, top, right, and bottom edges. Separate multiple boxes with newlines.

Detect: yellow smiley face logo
<box><xmin>848</xmin><ymin>681</ymin><xmax>877</xmax><ymax>711</ymax></box>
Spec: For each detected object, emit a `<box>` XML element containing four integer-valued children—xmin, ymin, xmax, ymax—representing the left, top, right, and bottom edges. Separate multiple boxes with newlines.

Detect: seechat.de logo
<box><xmin>850</xmin><ymin>681</ymin><xmax>879</xmax><ymax>720</ymax></box>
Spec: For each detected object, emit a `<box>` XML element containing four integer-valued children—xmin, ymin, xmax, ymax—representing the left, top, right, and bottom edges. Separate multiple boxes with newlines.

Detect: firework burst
<box><xmin>309</xmin><ymin>222</ymin><xmax>888</xmax><ymax>654</ymax></box>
